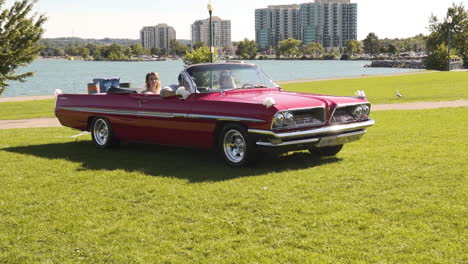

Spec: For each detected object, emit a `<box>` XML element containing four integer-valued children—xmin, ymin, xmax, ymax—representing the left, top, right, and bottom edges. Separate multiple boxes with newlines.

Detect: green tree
<box><xmin>235</xmin><ymin>38</ymin><xmax>257</xmax><ymax>60</ymax></box>
<box><xmin>277</xmin><ymin>38</ymin><xmax>302</xmax><ymax>58</ymax></box>
<box><xmin>130</xmin><ymin>44</ymin><xmax>148</xmax><ymax>57</ymax></box>
<box><xmin>346</xmin><ymin>40</ymin><xmax>361</xmax><ymax>56</ymax></box>
<box><xmin>0</xmin><ymin>0</ymin><xmax>46</xmax><ymax>95</ymax></box>
<box><xmin>170</xmin><ymin>39</ymin><xmax>189</xmax><ymax>56</ymax></box>
<box><xmin>303</xmin><ymin>42</ymin><xmax>325</xmax><ymax>59</ymax></box>
<box><xmin>192</xmin><ymin>41</ymin><xmax>207</xmax><ymax>50</ymax></box>
<box><xmin>363</xmin><ymin>32</ymin><xmax>380</xmax><ymax>57</ymax></box>
<box><xmin>425</xmin><ymin>43</ymin><xmax>451</xmax><ymax>70</ymax></box>
<box><xmin>426</xmin><ymin>3</ymin><xmax>468</xmax><ymax>68</ymax></box>
<box><xmin>183</xmin><ymin>46</ymin><xmax>216</xmax><ymax>65</ymax></box>
<box><xmin>388</xmin><ymin>43</ymin><xmax>398</xmax><ymax>55</ymax></box>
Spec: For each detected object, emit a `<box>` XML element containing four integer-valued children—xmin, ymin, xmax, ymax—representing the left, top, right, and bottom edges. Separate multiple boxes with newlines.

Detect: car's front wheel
<box><xmin>309</xmin><ymin>144</ymin><xmax>343</xmax><ymax>156</ymax></box>
<box><xmin>219</xmin><ymin>124</ymin><xmax>256</xmax><ymax>167</ymax></box>
<box><xmin>91</xmin><ymin>117</ymin><xmax>117</xmax><ymax>148</ymax></box>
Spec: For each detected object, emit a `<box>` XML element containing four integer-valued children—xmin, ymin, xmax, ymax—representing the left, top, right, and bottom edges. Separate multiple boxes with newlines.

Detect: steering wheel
<box><xmin>241</xmin><ymin>83</ymin><xmax>254</xmax><ymax>88</ymax></box>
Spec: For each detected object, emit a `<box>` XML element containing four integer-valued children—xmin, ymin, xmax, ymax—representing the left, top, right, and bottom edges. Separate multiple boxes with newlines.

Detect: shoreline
<box><xmin>1</xmin><ymin>69</ymin><xmax>466</xmax><ymax>102</ymax></box>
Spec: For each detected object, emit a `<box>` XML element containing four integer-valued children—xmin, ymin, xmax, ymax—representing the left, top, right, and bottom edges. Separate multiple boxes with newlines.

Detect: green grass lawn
<box><xmin>282</xmin><ymin>71</ymin><xmax>468</xmax><ymax>104</ymax></box>
<box><xmin>0</xmin><ymin>99</ymin><xmax>55</xmax><ymax>120</ymax></box>
<box><xmin>0</xmin><ymin>108</ymin><xmax>466</xmax><ymax>263</ymax></box>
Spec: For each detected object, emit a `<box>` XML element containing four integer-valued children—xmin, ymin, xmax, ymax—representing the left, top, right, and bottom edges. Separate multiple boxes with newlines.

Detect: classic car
<box><xmin>55</xmin><ymin>62</ymin><xmax>374</xmax><ymax>167</ymax></box>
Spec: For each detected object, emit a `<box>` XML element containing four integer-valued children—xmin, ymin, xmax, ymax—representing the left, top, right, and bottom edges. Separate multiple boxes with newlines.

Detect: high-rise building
<box><xmin>191</xmin><ymin>16</ymin><xmax>231</xmax><ymax>48</ymax></box>
<box><xmin>255</xmin><ymin>5</ymin><xmax>300</xmax><ymax>51</ymax></box>
<box><xmin>140</xmin><ymin>24</ymin><xmax>176</xmax><ymax>51</ymax></box>
<box><xmin>255</xmin><ymin>0</ymin><xmax>357</xmax><ymax>50</ymax></box>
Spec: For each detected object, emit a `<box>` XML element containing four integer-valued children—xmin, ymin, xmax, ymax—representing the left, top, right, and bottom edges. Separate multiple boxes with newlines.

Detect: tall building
<box><xmin>255</xmin><ymin>5</ymin><xmax>300</xmax><ymax>51</ymax></box>
<box><xmin>255</xmin><ymin>0</ymin><xmax>357</xmax><ymax>50</ymax></box>
<box><xmin>140</xmin><ymin>24</ymin><xmax>176</xmax><ymax>51</ymax></box>
<box><xmin>191</xmin><ymin>16</ymin><xmax>231</xmax><ymax>48</ymax></box>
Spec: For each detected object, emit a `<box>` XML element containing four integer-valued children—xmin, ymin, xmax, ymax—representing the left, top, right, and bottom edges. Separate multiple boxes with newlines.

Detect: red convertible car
<box><xmin>55</xmin><ymin>62</ymin><xmax>374</xmax><ymax>166</ymax></box>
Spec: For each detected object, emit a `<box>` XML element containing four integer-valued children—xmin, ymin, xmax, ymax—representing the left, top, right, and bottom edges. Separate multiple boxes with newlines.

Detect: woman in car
<box><xmin>143</xmin><ymin>72</ymin><xmax>161</xmax><ymax>94</ymax></box>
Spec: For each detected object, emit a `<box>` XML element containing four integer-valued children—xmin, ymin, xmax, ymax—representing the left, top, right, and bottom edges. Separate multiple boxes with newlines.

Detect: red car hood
<box><xmin>198</xmin><ymin>88</ymin><xmax>367</xmax><ymax>110</ymax></box>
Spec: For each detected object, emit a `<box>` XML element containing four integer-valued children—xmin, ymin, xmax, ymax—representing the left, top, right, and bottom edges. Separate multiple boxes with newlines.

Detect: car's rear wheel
<box><xmin>309</xmin><ymin>144</ymin><xmax>343</xmax><ymax>156</ymax></box>
<box><xmin>91</xmin><ymin>117</ymin><xmax>116</xmax><ymax>148</ymax></box>
<box><xmin>219</xmin><ymin>124</ymin><xmax>256</xmax><ymax>167</ymax></box>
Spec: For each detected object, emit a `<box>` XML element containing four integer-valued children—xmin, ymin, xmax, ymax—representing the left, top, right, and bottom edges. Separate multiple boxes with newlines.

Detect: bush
<box><xmin>425</xmin><ymin>44</ymin><xmax>449</xmax><ymax>70</ymax></box>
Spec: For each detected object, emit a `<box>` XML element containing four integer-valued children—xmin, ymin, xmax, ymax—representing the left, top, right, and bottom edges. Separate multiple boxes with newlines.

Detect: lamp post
<box><xmin>447</xmin><ymin>16</ymin><xmax>452</xmax><ymax>71</ymax></box>
<box><xmin>207</xmin><ymin>1</ymin><xmax>213</xmax><ymax>63</ymax></box>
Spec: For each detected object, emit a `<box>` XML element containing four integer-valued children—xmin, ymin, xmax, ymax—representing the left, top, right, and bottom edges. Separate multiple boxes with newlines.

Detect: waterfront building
<box><xmin>255</xmin><ymin>4</ymin><xmax>300</xmax><ymax>51</ymax></box>
<box><xmin>191</xmin><ymin>16</ymin><xmax>231</xmax><ymax>48</ymax></box>
<box><xmin>255</xmin><ymin>0</ymin><xmax>357</xmax><ymax>50</ymax></box>
<box><xmin>140</xmin><ymin>24</ymin><xmax>176</xmax><ymax>52</ymax></box>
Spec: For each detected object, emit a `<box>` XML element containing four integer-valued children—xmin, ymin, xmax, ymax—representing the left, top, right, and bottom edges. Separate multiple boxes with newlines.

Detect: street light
<box><xmin>207</xmin><ymin>1</ymin><xmax>214</xmax><ymax>63</ymax></box>
<box><xmin>447</xmin><ymin>16</ymin><xmax>452</xmax><ymax>71</ymax></box>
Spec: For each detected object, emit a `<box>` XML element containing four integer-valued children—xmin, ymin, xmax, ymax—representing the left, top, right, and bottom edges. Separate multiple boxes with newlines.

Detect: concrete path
<box><xmin>1</xmin><ymin>99</ymin><xmax>467</xmax><ymax>129</ymax></box>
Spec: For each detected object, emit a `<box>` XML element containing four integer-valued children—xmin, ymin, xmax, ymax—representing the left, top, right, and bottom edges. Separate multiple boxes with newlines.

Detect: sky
<box><xmin>5</xmin><ymin>0</ymin><xmax>467</xmax><ymax>41</ymax></box>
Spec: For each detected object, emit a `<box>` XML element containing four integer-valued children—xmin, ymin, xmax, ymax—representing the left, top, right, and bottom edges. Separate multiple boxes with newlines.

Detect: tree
<box><xmin>170</xmin><ymin>39</ymin><xmax>189</xmax><ymax>57</ymax></box>
<box><xmin>130</xmin><ymin>44</ymin><xmax>148</xmax><ymax>57</ymax></box>
<box><xmin>388</xmin><ymin>43</ymin><xmax>398</xmax><ymax>55</ymax></box>
<box><xmin>0</xmin><ymin>0</ymin><xmax>46</xmax><ymax>95</ymax></box>
<box><xmin>277</xmin><ymin>38</ymin><xmax>302</xmax><ymax>58</ymax></box>
<box><xmin>235</xmin><ymin>38</ymin><xmax>257</xmax><ymax>60</ymax></box>
<box><xmin>363</xmin><ymin>33</ymin><xmax>380</xmax><ymax>57</ymax></box>
<box><xmin>426</xmin><ymin>3</ymin><xmax>468</xmax><ymax>68</ymax></box>
<box><xmin>183</xmin><ymin>46</ymin><xmax>216</xmax><ymax>65</ymax></box>
<box><xmin>303</xmin><ymin>42</ymin><xmax>325</xmax><ymax>59</ymax></box>
<box><xmin>192</xmin><ymin>41</ymin><xmax>207</xmax><ymax>50</ymax></box>
<box><xmin>346</xmin><ymin>40</ymin><xmax>361</xmax><ymax>56</ymax></box>
<box><xmin>425</xmin><ymin>43</ymin><xmax>450</xmax><ymax>70</ymax></box>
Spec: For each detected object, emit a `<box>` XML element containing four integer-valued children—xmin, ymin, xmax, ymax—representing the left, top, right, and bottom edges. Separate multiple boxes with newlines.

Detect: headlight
<box><xmin>361</xmin><ymin>105</ymin><xmax>370</xmax><ymax>116</ymax></box>
<box><xmin>352</xmin><ymin>106</ymin><xmax>363</xmax><ymax>118</ymax></box>
<box><xmin>284</xmin><ymin>112</ymin><xmax>294</xmax><ymax>127</ymax></box>
<box><xmin>273</xmin><ymin>113</ymin><xmax>284</xmax><ymax>127</ymax></box>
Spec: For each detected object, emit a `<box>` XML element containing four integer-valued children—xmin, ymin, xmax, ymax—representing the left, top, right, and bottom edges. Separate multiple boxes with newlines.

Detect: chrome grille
<box><xmin>291</xmin><ymin>109</ymin><xmax>325</xmax><ymax>128</ymax></box>
<box><xmin>330</xmin><ymin>108</ymin><xmax>355</xmax><ymax>124</ymax></box>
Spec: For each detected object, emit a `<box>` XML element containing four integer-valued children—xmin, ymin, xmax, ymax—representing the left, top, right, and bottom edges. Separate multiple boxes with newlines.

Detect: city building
<box><xmin>140</xmin><ymin>24</ymin><xmax>176</xmax><ymax>52</ymax></box>
<box><xmin>255</xmin><ymin>0</ymin><xmax>357</xmax><ymax>50</ymax></box>
<box><xmin>255</xmin><ymin>4</ymin><xmax>300</xmax><ymax>51</ymax></box>
<box><xmin>191</xmin><ymin>16</ymin><xmax>231</xmax><ymax>48</ymax></box>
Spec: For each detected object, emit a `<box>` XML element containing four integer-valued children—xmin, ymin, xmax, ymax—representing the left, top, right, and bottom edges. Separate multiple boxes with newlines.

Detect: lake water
<box><xmin>2</xmin><ymin>59</ymin><xmax>419</xmax><ymax>97</ymax></box>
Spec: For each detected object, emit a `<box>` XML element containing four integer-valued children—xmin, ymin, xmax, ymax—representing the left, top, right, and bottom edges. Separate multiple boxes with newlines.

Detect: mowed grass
<box><xmin>281</xmin><ymin>71</ymin><xmax>468</xmax><ymax>104</ymax></box>
<box><xmin>0</xmin><ymin>108</ymin><xmax>466</xmax><ymax>263</ymax></box>
<box><xmin>0</xmin><ymin>99</ymin><xmax>55</xmax><ymax>120</ymax></box>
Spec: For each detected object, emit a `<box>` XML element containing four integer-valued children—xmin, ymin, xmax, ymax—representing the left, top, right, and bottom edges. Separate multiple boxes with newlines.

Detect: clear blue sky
<box><xmin>5</xmin><ymin>0</ymin><xmax>467</xmax><ymax>40</ymax></box>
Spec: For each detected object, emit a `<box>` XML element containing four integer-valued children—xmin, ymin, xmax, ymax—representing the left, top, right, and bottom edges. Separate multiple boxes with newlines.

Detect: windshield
<box><xmin>186</xmin><ymin>64</ymin><xmax>277</xmax><ymax>93</ymax></box>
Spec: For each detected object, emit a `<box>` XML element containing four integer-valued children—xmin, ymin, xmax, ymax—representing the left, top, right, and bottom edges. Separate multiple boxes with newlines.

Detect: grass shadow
<box><xmin>3</xmin><ymin>141</ymin><xmax>341</xmax><ymax>182</ymax></box>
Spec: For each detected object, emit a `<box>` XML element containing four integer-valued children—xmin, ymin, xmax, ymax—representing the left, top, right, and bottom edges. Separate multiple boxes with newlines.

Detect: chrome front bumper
<box><xmin>248</xmin><ymin>119</ymin><xmax>374</xmax><ymax>147</ymax></box>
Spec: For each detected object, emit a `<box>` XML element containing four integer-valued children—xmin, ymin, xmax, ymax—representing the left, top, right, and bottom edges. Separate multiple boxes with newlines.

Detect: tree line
<box><xmin>40</xmin><ymin>39</ymin><xmax>191</xmax><ymax>60</ymax></box>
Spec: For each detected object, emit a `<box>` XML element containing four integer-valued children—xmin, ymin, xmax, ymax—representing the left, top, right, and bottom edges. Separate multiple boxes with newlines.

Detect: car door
<box><xmin>136</xmin><ymin>94</ymin><xmax>196</xmax><ymax>147</ymax></box>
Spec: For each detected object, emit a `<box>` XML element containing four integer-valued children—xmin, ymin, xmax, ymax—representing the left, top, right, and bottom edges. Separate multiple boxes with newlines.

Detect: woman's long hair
<box><xmin>145</xmin><ymin>72</ymin><xmax>161</xmax><ymax>91</ymax></box>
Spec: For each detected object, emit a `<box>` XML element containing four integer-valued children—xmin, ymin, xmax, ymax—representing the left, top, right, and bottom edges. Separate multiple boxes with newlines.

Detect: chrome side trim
<box><xmin>249</xmin><ymin>119</ymin><xmax>375</xmax><ymax>139</ymax></box>
<box><xmin>57</xmin><ymin>107</ymin><xmax>265</xmax><ymax>123</ymax></box>
<box><xmin>256</xmin><ymin>138</ymin><xmax>320</xmax><ymax>147</ymax></box>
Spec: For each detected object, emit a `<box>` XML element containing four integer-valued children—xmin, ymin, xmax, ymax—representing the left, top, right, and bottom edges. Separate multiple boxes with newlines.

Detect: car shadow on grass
<box><xmin>3</xmin><ymin>141</ymin><xmax>342</xmax><ymax>182</ymax></box>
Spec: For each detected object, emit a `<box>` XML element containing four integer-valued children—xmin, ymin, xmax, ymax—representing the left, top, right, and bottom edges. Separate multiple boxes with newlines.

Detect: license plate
<box><xmin>317</xmin><ymin>132</ymin><xmax>365</xmax><ymax>147</ymax></box>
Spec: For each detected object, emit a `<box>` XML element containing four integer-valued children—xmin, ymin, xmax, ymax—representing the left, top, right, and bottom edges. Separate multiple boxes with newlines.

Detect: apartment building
<box><xmin>140</xmin><ymin>24</ymin><xmax>176</xmax><ymax>51</ymax></box>
<box><xmin>255</xmin><ymin>0</ymin><xmax>357</xmax><ymax>50</ymax></box>
<box><xmin>191</xmin><ymin>16</ymin><xmax>231</xmax><ymax>48</ymax></box>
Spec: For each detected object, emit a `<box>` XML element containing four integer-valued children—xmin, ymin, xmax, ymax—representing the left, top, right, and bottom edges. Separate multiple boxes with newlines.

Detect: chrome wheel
<box><xmin>223</xmin><ymin>129</ymin><xmax>246</xmax><ymax>164</ymax></box>
<box><xmin>93</xmin><ymin>118</ymin><xmax>109</xmax><ymax>146</ymax></box>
